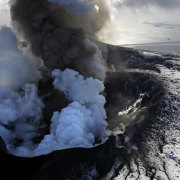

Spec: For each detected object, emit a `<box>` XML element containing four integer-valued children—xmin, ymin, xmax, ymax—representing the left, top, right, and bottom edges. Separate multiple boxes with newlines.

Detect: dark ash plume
<box><xmin>10</xmin><ymin>0</ymin><xmax>110</xmax><ymax>80</ymax></box>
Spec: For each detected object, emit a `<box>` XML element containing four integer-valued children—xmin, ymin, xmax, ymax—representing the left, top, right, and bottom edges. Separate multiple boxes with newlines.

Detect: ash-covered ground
<box><xmin>0</xmin><ymin>44</ymin><xmax>180</xmax><ymax>180</ymax></box>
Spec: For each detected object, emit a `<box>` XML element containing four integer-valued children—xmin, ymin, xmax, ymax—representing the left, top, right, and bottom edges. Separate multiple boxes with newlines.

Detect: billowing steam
<box><xmin>0</xmin><ymin>84</ymin><xmax>44</xmax><ymax>154</ymax></box>
<box><xmin>0</xmin><ymin>0</ymin><xmax>110</xmax><ymax>157</ymax></box>
<box><xmin>2</xmin><ymin>68</ymin><xmax>107</xmax><ymax>157</ymax></box>
<box><xmin>0</xmin><ymin>27</ymin><xmax>41</xmax><ymax>89</ymax></box>
<box><xmin>33</xmin><ymin>68</ymin><xmax>107</xmax><ymax>156</ymax></box>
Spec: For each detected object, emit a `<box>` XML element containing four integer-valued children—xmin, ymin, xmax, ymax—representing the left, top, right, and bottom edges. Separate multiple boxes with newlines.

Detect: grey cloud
<box><xmin>115</xmin><ymin>0</ymin><xmax>180</xmax><ymax>9</ymax></box>
<box><xmin>144</xmin><ymin>22</ymin><xmax>180</xmax><ymax>29</ymax></box>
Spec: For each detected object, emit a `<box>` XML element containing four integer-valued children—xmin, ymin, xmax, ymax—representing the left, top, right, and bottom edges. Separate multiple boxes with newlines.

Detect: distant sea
<box><xmin>123</xmin><ymin>42</ymin><xmax>180</xmax><ymax>54</ymax></box>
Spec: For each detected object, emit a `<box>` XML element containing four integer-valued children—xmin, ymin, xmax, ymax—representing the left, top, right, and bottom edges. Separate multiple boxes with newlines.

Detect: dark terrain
<box><xmin>0</xmin><ymin>44</ymin><xmax>180</xmax><ymax>180</ymax></box>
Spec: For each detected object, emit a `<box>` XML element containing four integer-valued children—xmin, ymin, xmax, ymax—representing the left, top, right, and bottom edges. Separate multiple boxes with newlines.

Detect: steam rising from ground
<box><xmin>33</xmin><ymin>69</ymin><xmax>107</xmax><ymax>156</ymax></box>
<box><xmin>1</xmin><ymin>69</ymin><xmax>107</xmax><ymax>157</ymax></box>
<box><xmin>0</xmin><ymin>0</ymin><xmax>110</xmax><ymax>156</ymax></box>
<box><xmin>0</xmin><ymin>84</ymin><xmax>44</xmax><ymax>154</ymax></box>
<box><xmin>0</xmin><ymin>27</ymin><xmax>41</xmax><ymax>89</ymax></box>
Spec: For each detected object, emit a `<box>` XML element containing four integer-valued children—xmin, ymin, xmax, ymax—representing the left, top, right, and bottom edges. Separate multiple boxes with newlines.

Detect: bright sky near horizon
<box><xmin>0</xmin><ymin>0</ymin><xmax>11</xmax><ymax>26</ymax></box>
<box><xmin>98</xmin><ymin>0</ymin><xmax>180</xmax><ymax>45</ymax></box>
<box><xmin>0</xmin><ymin>0</ymin><xmax>180</xmax><ymax>45</ymax></box>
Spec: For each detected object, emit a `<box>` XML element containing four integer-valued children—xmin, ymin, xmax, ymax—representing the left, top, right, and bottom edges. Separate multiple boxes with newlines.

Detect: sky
<box><xmin>97</xmin><ymin>0</ymin><xmax>180</xmax><ymax>45</ymax></box>
<box><xmin>0</xmin><ymin>0</ymin><xmax>180</xmax><ymax>45</ymax></box>
<box><xmin>0</xmin><ymin>0</ymin><xmax>10</xmax><ymax>26</ymax></box>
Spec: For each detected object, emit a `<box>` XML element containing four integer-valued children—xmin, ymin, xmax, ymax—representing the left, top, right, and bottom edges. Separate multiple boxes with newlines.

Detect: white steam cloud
<box><xmin>0</xmin><ymin>27</ymin><xmax>41</xmax><ymax>90</ymax></box>
<box><xmin>4</xmin><ymin>69</ymin><xmax>107</xmax><ymax>157</ymax></box>
<box><xmin>0</xmin><ymin>26</ymin><xmax>43</xmax><ymax>154</ymax></box>
<box><xmin>0</xmin><ymin>84</ymin><xmax>44</xmax><ymax>153</ymax></box>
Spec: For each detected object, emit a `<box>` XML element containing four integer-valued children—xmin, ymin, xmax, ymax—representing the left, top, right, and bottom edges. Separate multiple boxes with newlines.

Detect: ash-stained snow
<box><xmin>108</xmin><ymin>51</ymin><xmax>180</xmax><ymax>180</ymax></box>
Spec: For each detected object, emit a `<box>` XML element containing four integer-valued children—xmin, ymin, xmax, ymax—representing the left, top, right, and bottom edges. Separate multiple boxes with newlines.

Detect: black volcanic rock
<box><xmin>0</xmin><ymin>136</ymin><xmax>6</xmax><ymax>153</ymax></box>
<box><xmin>32</xmin><ymin>136</ymin><xmax>118</xmax><ymax>180</ymax></box>
<box><xmin>0</xmin><ymin>136</ymin><xmax>119</xmax><ymax>180</ymax></box>
<box><xmin>0</xmin><ymin>150</ymin><xmax>48</xmax><ymax>180</ymax></box>
<box><xmin>104</xmin><ymin>71</ymin><xmax>164</xmax><ymax>131</ymax></box>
